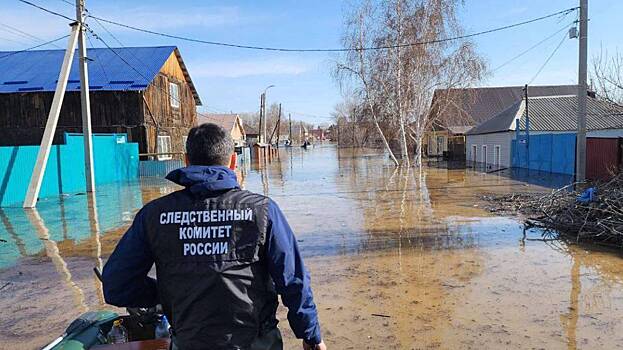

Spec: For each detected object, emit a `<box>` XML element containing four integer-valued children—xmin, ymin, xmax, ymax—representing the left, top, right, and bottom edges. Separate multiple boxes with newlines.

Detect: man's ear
<box><xmin>185</xmin><ymin>154</ymin><xmax>190</xmax><ymax>166</ymax></box>
<box><xmin>229</xmin><ymin>153</ymin><xmax>237</xmax><ymax>170</ymax></box>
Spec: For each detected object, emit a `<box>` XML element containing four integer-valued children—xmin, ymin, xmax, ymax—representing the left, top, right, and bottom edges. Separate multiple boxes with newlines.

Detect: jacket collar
<box><xmin>166</xmin><ymin>165</ymin><xmax>240</xmax><ymax>196</ymax></box>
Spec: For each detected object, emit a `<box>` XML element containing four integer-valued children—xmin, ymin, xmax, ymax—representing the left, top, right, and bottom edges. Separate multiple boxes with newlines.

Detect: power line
<box><xmin>491</xmin><ymin>21</ymin><xmax>575</xmax><ymax>73</ymax></box>
<box><xmin>286</xmin><ymin>110</ymin><xmax>333</xmax><ymax>120</ymax></box>
<box><xmin>528</xmin><ymin>31</ymin><xmax>569</xmax><ymax>85</ymax></box>
<box><xmin>18</xmin><ymin>0</ymin><xmax>578</xmax><ymax>53</ymax></box>
<box><xmin>16</xmin><ymin>0</ymin><xmax>74</xmax><ymax>22</ymax></box>
<box><xmin>86</xmin><ymin>7</ymin><xmax>577</xmax><ymax>52</ymax></box>
<box><xmin>0</xmin><ymin>34</ymin><xmax>30</xmax><ymax>46</ymax></box>
<box><xmin>89</xmin><ymin>16</ymin><xmax>154</xmax><ymax>74</ymax></box>
<box><xmin>0</xmin><ymin>35</ymin><xmax>70</xmax><ymax>60</ymax></box>
<box><xmin>86</xmin><ymin>26</ymin><xmax>211</xmax><ymax>119</ymax></box>
<box><xmin>0</xmin><ymin>22</ymin><xmax>63</xmax><ymax>49</ymax></box>
<box><xmin>86</xmin><ymin>31</ymin><xmax>110</xmax><ymax>83</ymax></box>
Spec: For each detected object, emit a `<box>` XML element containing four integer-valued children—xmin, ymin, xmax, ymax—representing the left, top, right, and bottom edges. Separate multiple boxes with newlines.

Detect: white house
<box><xmin>466</xmin><ymin>94</ymin><xmax>623</xmax><ymax>170</ymax></box>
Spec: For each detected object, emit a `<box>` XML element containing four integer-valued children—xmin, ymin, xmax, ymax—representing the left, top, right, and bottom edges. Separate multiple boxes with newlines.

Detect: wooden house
<box><xmin>197</xmin><ymin>113</ymin><xmax>247</xmax><ymax>147</ymax></box>
<box><xmin>0</xmin><ymin>46</ymin><xmax>201</xmax><ymax>160</ymax></box>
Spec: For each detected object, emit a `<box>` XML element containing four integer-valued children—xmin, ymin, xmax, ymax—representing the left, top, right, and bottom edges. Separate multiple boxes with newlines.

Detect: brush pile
<box><xmin>486</xmin><ymin>173</ymin><xmax>623</xmax><ymax>247</ymax></box>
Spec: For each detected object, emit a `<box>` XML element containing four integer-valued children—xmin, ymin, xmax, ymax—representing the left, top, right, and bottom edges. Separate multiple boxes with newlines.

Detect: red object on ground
<box><xmin>92</xmin><ymin>339</ymin><xmax>170</xmax><ymax>350</ymax></box>
<box><xmin>586</xmin><ymin>138</ymin><xmax>622</xmax><ymax>180</ymax></box>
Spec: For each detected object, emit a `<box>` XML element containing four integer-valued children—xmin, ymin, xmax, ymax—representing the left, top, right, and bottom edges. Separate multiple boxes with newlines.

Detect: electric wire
<box><xmin>17</xmin><ymin>0</ymin><xmax>74</xmax><ymax>21</ymax></box>
<box><xmin>89</xmin><ymin>16</ymin><xmax>155</xmax><ymax>75</ymax></box>
<box><xmin>0</xmin><ymin>34</ymin><xmax>30</xmax><ymax>46</ymax></box>
<box><xmin>528</xmin><ymin>31</ymin><xmax>569</xmax><ymax>85</ymax></box>
<box><xmin>0</xmin><ymin>23</ymin><xmax>60</xmax><ymax>48</ymax></box>
<box><xmin>86</xmin><ymin>26</ymin><xmax>211</xmax><ymax>119</ymax></box>
<box><xmin>491</xmin><ymin>21</ymin><xmax>575</xmax><ymax>73</ymax></box>
<box><xmin>0</xmin><ymin>35</ymin><xmax>70</xmax><ymax>60</ymax></box>
<box><xmin>85</xmin><ymin>7</ymin><xmax>578</xmax><ymax>52</ymax></box>
<box><xmin>85</xmin><ymin>30</ymin><xmax>109</xmax><ymax>84</ymax></box>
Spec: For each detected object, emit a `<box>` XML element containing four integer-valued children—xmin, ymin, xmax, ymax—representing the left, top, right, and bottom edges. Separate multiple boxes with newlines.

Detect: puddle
<box><xmin>0</xmin><ymin>145</ymin><xmax>622</xmax><ymax>349</ymax></box>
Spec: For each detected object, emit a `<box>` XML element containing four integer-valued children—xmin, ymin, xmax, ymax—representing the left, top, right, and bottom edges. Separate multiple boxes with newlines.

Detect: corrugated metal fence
<box><xmin>0</xmin><ymin>133</ymin><xmax>139</xmax><ymax>207</ymax></box>
<box><xmin>512</xmin><ymin>133</ymin><xmax>576</xmax><ymax>175</ymax></box>
<box><xmin>139</xmin><ymin>160</ymin><xmax>185</xmax><ymax>177</ymax></box>
<box><xmin>586</xmin><ymin>138</ymin><xmax>622</xmax><ymax>180</ymax></box>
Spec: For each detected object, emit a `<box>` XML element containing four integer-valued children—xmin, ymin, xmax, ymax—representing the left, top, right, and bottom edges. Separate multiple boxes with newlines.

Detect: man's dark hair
<box><xmin>186</xmin><ymin>123</ymin><xmax>235</xmax><ymax>166</ymax></box>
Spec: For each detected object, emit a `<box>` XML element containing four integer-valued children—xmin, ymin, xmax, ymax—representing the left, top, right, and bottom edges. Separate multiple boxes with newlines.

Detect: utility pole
<box><xmin>23</xmin><ymin>25</ymin><xmax>80</xmax><ymax>208</ymax></box>
<box><xmin>288</xmin><ymin>113</ymin><xmax>292</xmax><ymax>145</ymax></box>
<box><xmin>262</xmin><ymin>95</ymin><xmax>267</xmax><ymax>144</ymax></box>
<box><xmin>258</xmin><ymin>94</ymin><xmax>264</xmax><ymax>144</ymax></box>
<box><xmin>276</xmin><ymin>103</ymin><xmax>281</xmax><ymax>148</ymax></box>
<box><xmin>576</xmin><ymin>0</ymin><xmax>588</xmax><ymax>182</ymax></box>
<box><xmin>76</xmin><ymin>0</ymin><xmax>95</xmax><ymax>192</ymax></box>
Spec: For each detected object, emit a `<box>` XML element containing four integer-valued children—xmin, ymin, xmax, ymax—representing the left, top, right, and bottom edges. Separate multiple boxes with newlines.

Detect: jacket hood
<box><xmin>166</xmin><ymin>165</ymin><xmax>239</xmax><ymax>196</ymax></box>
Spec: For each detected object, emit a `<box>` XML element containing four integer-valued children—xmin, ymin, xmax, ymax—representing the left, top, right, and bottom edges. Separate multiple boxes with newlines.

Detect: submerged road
<box><xmin>0</xmin><ymin>144</ymin><xmax>622</xmax><ymax>349</ymax></box>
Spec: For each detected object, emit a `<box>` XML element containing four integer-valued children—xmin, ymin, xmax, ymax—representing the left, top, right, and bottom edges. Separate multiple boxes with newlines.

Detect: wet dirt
<box><xmin>0</xmin><ymin>145</ymin><xmax>622</xmax><ymax>349</ymax></box>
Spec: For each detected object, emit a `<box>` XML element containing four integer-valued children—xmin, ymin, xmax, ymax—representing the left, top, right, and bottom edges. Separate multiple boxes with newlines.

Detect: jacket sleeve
<box><xmin>102</xmin><ymin>208</ymin><xmax>159</xmax><ymax>308</ymax></box>
<box><xmin>265</xmin><ymin>199</ymin><xmax>322</xmax><ymax>345</ymax></box>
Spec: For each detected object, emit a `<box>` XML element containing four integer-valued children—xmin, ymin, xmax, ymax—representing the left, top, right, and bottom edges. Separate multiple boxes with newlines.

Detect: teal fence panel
<box><xmin>0</xmin><ymin>133</ymin><xmax>139</xmax><ymax>207</ymax></box>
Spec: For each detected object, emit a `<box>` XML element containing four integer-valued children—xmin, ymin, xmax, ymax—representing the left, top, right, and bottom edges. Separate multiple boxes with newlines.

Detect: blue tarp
<box><xmin>512</xmin><ymin>133</ymin><xmax>576</xmax><ymax>175</ymax></box>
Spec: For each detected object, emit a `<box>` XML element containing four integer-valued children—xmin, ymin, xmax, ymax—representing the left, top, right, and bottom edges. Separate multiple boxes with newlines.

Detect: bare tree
<box><xmin>592</xmin><ymin>47</ymin><xmax>623</xmax><ymax>105</ymax></box>
<box><xmin>334</xmin><ymin>0</ymin><xmax>485</xmax><ymax>167</ymax></box>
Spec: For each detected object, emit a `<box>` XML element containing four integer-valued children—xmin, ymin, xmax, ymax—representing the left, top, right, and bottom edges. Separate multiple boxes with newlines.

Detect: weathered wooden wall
<box><xmin>0</xmin><ymin>51</ymin><xmax>197</xmax><ymax>159</ymax></box>
<box><xmin>142</xmin><ymin>52</ymin><xmax>197</xmax><ymax>159</ymax></box>
<box><xmin>0</xmin><ymin>91</ymin><xmax>144</xmax><ymax>146</ymax></box>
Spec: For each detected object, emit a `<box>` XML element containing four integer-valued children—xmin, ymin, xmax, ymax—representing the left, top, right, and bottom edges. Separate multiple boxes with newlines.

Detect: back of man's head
<box><xmin>186</xmin><ymin>123</ymin><xmax>235</xmax><ymax>166</ymax></box>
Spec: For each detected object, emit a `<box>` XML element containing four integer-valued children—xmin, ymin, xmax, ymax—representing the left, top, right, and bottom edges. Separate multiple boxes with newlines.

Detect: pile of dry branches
<box><xmin>486</xmin><ymin>174</ymin><xmax>623</xmax><ymax>247</ymax></box>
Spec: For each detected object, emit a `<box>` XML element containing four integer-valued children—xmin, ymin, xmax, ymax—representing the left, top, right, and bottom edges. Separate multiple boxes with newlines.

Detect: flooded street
<box><xmin>1</xmin><ymin>145</ymin><xmax>622</xmax><ymax>349</ymax></box>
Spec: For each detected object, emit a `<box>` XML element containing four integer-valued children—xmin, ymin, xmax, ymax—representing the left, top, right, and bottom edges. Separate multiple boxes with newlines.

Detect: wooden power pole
<box><xmin>576</xmin><ymin>0</ymin><xmax>588</xmax><ymax>182</ymax></box>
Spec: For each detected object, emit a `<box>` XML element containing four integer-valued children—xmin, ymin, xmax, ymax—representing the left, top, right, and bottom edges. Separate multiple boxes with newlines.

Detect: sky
<box><xmin>0</xmin><ymin>0</ymin><xmax>622</xmax><ymax>125</ymax></box>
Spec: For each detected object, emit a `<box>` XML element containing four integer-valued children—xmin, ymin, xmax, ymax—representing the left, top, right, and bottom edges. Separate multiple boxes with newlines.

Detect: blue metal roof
<box><xmin>0</xmin><ymin>46</ymin><xmax>177</xmax><ymax>94</ymax></box>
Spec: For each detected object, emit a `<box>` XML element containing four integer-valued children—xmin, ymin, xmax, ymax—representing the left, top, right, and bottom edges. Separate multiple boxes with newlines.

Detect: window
<box><xmin>482</xmin><ymin>145</ymin><xmax>488</xmax><ymax>165</ymax></box>
<box><xmin>182</xmin><ymin>136</ymin><xmax>188</xmax><ymax>154</ymax></box>
<box><xmin>471</xmin><ymin>145</ymin><xmax>477</xmax><ymax>165</ymax></box>
<box><xmin>494</xmin><ymin>145</ymin><xmax>501</xmax><ymax>168</ymax></box>
<box><xmin>436</xmin><ymin>136</ymin><xmax>444</xmax><ymax>155</ymax></box>
<box><xmin>157</xmin><ymin>135</ymin><xmax>172</xmax><ymax>160</ymax></box>
<box><xmin>169</xmin><ymin>82</ymin><xmax>180</xmax><ymax>108</ymax></box>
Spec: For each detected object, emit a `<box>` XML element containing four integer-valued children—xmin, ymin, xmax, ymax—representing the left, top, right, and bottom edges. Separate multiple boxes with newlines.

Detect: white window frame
<box><xmin>482</xmin><ymin>145</ymin><xmax>487</xmax><ymax>165</ymax></box>
<box><xmin>436</xmin><ymin>136</ymin><xmax>444</xmax><ymax>155</ymax></box>
<box><xmin>471</xmin><ymin>145</ymin><xmax>477</xmax><ymax>164</ymax></box>
<box><xmin>169</xmin><ymin>82</ymin><xmax>180</xmax><ymax>108</ymax></box>
<box><xmin>494</xmin><ymin>145</ymin><xmax>501</xmax><ymax>167</ymax></box>
<box><xmin>157</xmin><ymin>135</ymin><xmax>172</xmax><ymax>160</ymax></box>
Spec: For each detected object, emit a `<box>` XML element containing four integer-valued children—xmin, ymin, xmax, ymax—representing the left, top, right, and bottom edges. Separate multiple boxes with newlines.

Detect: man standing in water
<box><xmin>102</xmin><ymin>123</ymin><xmax>326</xmax><ymax>350</ymax></box>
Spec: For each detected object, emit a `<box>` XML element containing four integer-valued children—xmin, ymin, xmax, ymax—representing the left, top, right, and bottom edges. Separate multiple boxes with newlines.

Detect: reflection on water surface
<box><xmin>0</xmin><ymin>145</ymin><xmax>621</xmax><ymax>349</ymax></box>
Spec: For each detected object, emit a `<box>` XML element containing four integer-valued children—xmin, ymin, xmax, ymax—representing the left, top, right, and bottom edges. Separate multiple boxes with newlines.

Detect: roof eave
<box><xmin>173</xmin><ymin>48</ymin><xmax>202</xmax><ymax>106</ymax></box>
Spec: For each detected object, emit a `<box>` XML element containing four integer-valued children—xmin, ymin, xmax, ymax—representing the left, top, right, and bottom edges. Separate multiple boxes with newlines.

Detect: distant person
<box><xmin>102</xmin><ymin>123</ymin><xmax>326</xmax><ymax>350</ymax></box>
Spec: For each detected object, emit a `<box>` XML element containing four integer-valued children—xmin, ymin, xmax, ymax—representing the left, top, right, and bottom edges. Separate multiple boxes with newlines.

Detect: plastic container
<box><xmin>107</xmin><ymin>319</ymin><xmax>128</xmax><ymax>344</ymax></box>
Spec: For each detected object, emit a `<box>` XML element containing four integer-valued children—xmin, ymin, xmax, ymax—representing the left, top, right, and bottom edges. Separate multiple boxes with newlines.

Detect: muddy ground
<box><xmin>1</xmin><ymin>145</ymin><xmax>622</xmax><ymax>349</ymax></box>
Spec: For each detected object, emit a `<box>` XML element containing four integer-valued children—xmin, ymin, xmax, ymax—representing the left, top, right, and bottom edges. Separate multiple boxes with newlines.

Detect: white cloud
<box><xmin>191</xmin><ymin>58</ymin><xmax>316</xmax><ymax>78</ymax></box>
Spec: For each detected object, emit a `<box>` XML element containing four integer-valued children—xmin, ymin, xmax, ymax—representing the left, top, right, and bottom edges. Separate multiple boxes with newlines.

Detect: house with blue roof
<box><xmin>0</xmin><ymin>46</ymin><xmax>201</xmax><ymax>160</ymax></box>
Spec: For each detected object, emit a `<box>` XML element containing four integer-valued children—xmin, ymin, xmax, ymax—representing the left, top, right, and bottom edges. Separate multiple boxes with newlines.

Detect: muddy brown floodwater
<box><xmin>1</xmin><ymin>145</ymin><xmax>622</xmax><ymax>350</ymax></box>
